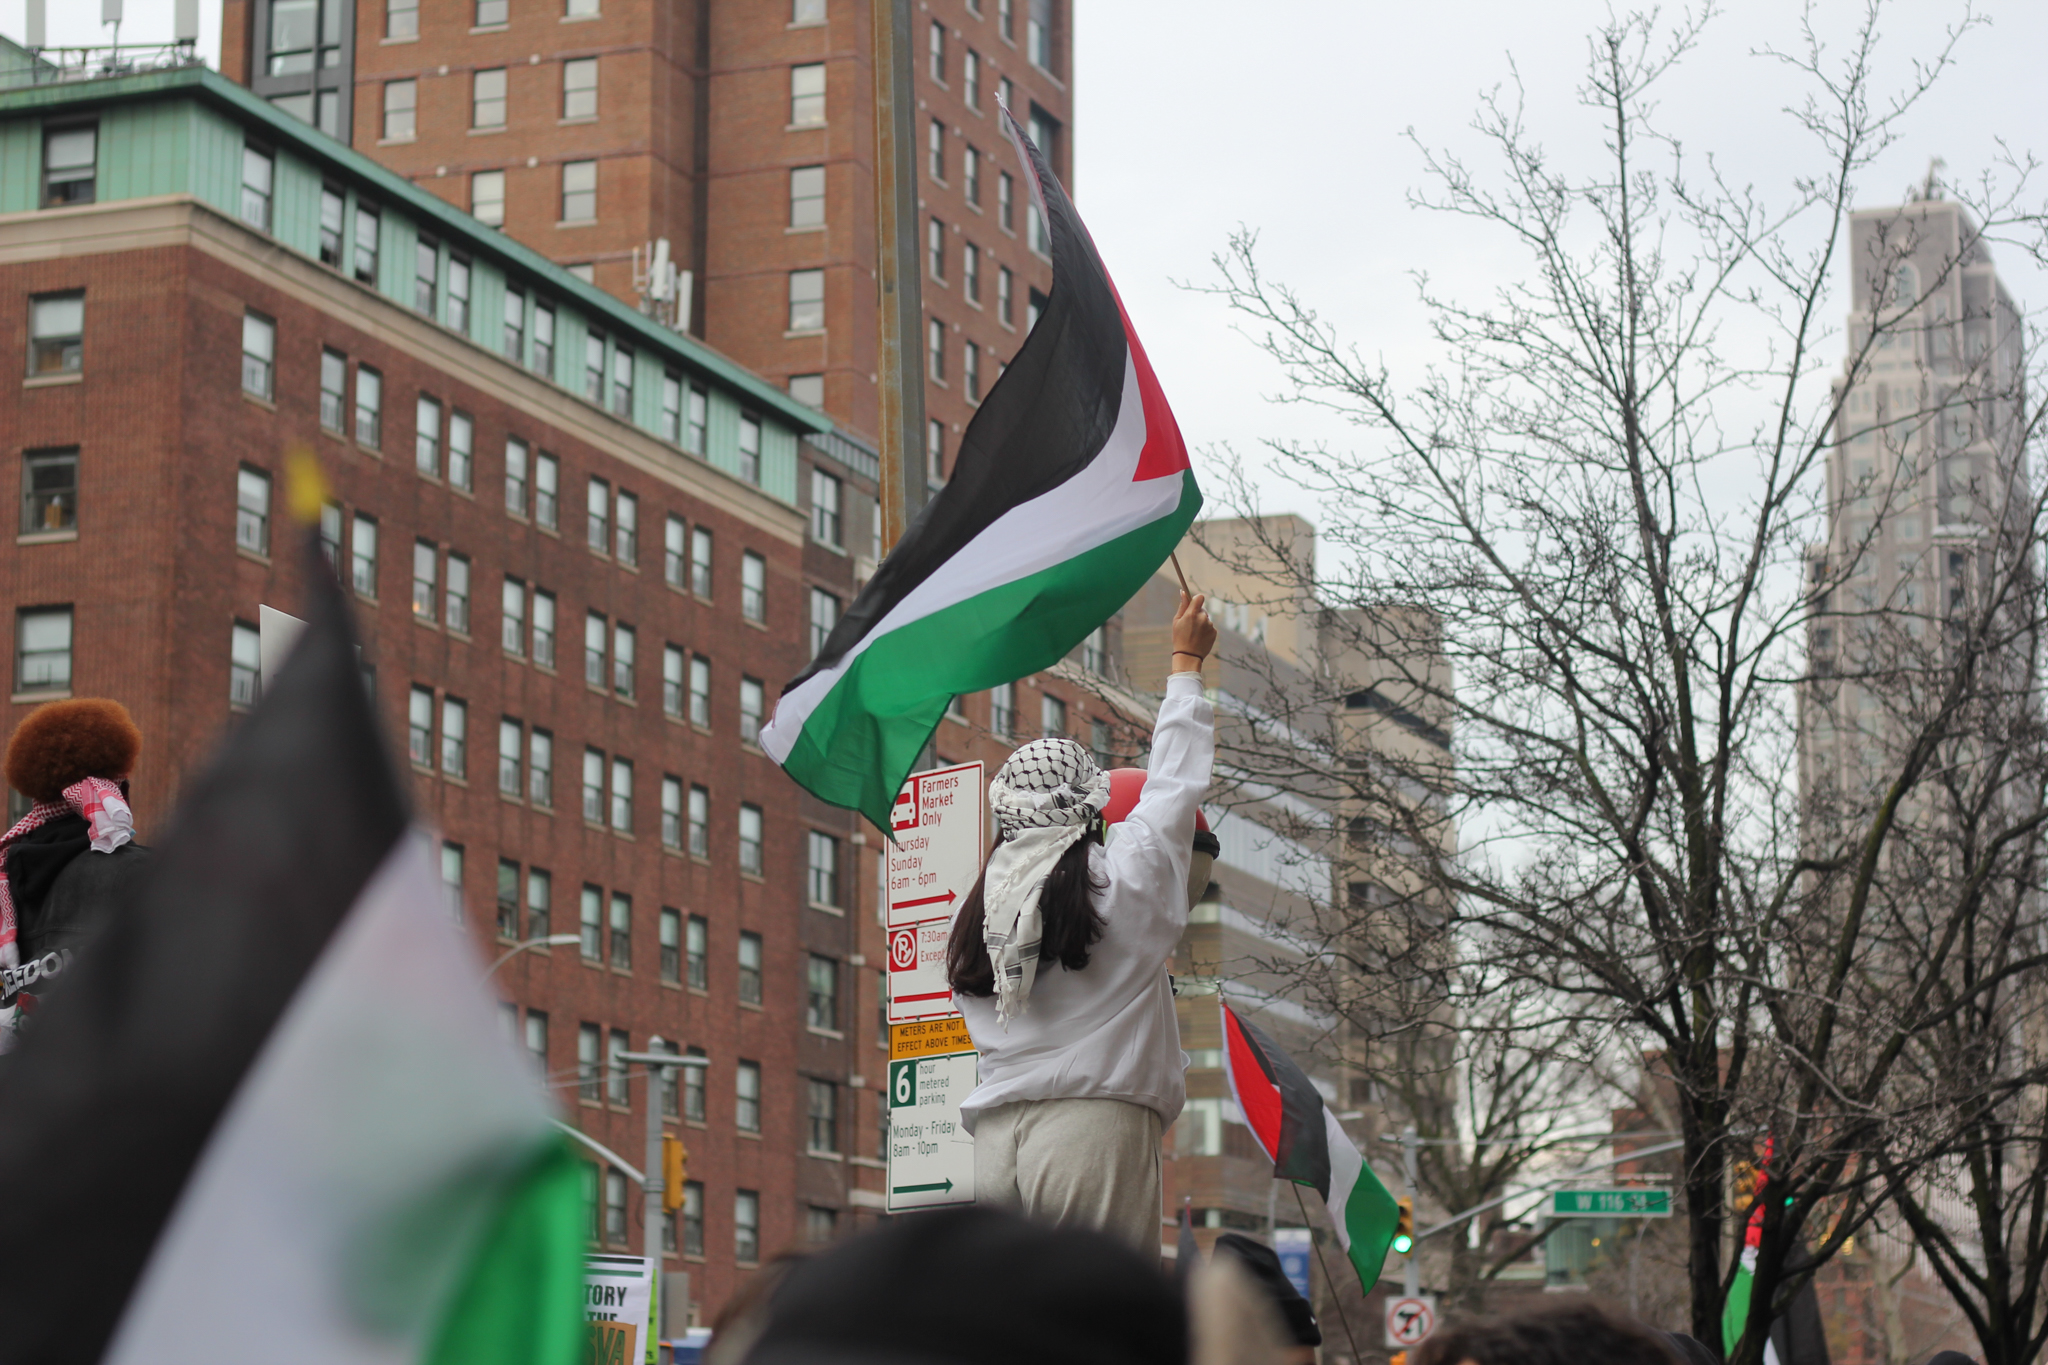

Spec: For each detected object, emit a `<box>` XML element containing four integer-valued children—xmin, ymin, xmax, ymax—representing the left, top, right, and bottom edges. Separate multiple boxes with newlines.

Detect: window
<box><xmin>387</xmin><ymin>0</ymin><xmax>417</xmax><ymax>37</ymax></box>
<box><xmin>447</xmin><ymin>257</ymin><xmax>471</xmax><ymax>333</ymax></box>
<box><xmin>739</xmin><ymin>415</ymin><xmax>762</xmax><ymax>484</ymax></box>
<box><xmin>662</xmin><ymin>644</ymin><xmax>685</xmax><ymax>717</ymax></box>
<box><xmin>928</xmin><ymin>218</ymin><xmax>946</xmax><ymax>281</ymax></box>
<box><xmin>1091</xmin><ymin>718</ymin><xmax>1112</xmax><ymax>768</ymax></box>
<box><xmin>739</xmin><ymin>804</ymin><xmax>764</xmax><ymax>876</ymax></box>
<box><xmin>561</xmin><ymin>161</ymin><xmax>596</xmax><ymax>222</ymax></box>
<box><xmin>415</xmin><ymin>395</ymin><xmax>442</xmax><ymax>477</ymax></box>
<box><xmin>440</xmin><ymin>843</ymin><xmax>465</xmax><ymax>919</ymax></box>
<box><xmin>533</xmin><ymin>303</ymin><xmax>556</xmax><ymax>377</ymax></box>
<box><xmin>1082</xmin><ymin>625</ymin><xmax>1105</xmax><ymax>674</ymax></box>
<box><xmin>807</xmin><ymin>833</ymin><xmax>840</xmax><ymax>909</ymax></box>
<box><xmin>688</xmin><ymin>785</ymin><xmax>709</xmax><ymax>858</ymax></box>
<box><xmin>929</xmin><ymin>118</ymin><xmax>946</xmax><ymax>182</ymax></box>
<box><xmin>930</xmin><ymin>20</ymin><xmax>946</xmax><ymax>81</ymax></box>
<box><xmin>690</xmin><ymin>526</ymin><xmax>713</xmax><ymax>595</ymax></box>
<box><xmin>495</xmin><ymin>859</ymin><xmax>519</xmax><ymax>937</ymax></box>
<box><xmin>448</xmin><ymin>411</ymin><xmax>474</xmax><ymax>492</ymax></box>
<box><xmin>810</xmin><ymin>470</ymin><xmax>844</xmax><ymax>548</ymax></box>
<box><xmin>586</xmin><ymin>478</ymin><xmax>610</xmax><ymax>552</ymax></box>
<box><xmin>476</xmin><ymin>0</ymin><xmax>506</xmax><ymax>24</ymax></box>
<box><xmin>461</xmin><ymin>170</ymin><xmax>505</xmax><ymax>231</ymax></box>
<box><xmin>614</xmin><ymin>491</ymin><xmax>638</xmax><ymax>567</ymax></box>
<box><xmin>789</xmin><ymin>374</ymin><xmax>823</xmax><ymax>407</ymax></box>
<box><xmin>1041</xmin><ymin>692</ymin><xmax>1066</xmax><ymax>738</ymax></box>
<box><xmin>533</xmin><ymin>589</ymin><xmax>556</xmax><ymax>667</ymax></box>
<box><xmin>609</xmin><ymin>892</ymin><xmax>632</xmax><ymax>968</ymax></box>
<box><xmin>42</xmin><ymin>124</ymin><xmax>96</xmax><ymax>207</ymax></box>
<box><xmin>964</xmin><ymin>341</ymin><xmax>981</xmax><ymax>402</ymax></box>
<box><xmin>1028</xmin><ymin>0</ymin><xmax>1052</xmax><ymax>67</ymax></box>
<box><xmin>689</xmin><ymin>656</ymin><xmax>710</xmax><ymax>726</ymax></box>
<box><xmin>230</xmin><ymin>621</ymin><xmax>260</xmax><ymax>708</ymax></box>
<box><xmin>606</xmin><ymin>1029</ymin><xmax>629</xmax><ymax>1101</ymax></box>
<box><xmin>535</xmin><ymin>451</ymin><xmax>559</xmax><ymax>530</ymax></box>
<box><xmin>998</xmin><ymin>0</ymin><xmax>1014</xmax><ymax>39</ymax></box>
<box><xmin>998</xmin><ymin>169</ymin><xmax>1014</xmax><ymax>232</ymax></box>
<box><xmin>412</xmin><ymin>540</ymin><xmax>438</xmax><ymax>620</ymax></box>
<box><xmin>928</xmin><ymin>418</ymin><xmax>944</xmax><ymax>482</ymax></box>
<box><xmin>664</xmin><ymin>517</ymin><xmax>687</xmax><ymax>588</ymax></box>
<box><xmin>353</xmin><ymin>203</ymin><xmax>380</xmax><ymax>284</ymax></box>
<box><xmin>352</xmin><ymin>362</ymin><xmax>380</xmax><ymax>448</ymax></box>
<box><xmin>529</xmin><ymin>728</ymin><xmax>553</xmax><ymax>806</ymax></box>
<box><xmin>790</xmin><ymin>165</ymin><xmax>825</xmax><ymax>228</ymax></box>
<box><xmin>654</xmin><ymin>1039</ymin><xmax>681</xmax><ymax>1120</ymax></box>
<box><xmin>686</xmin><ymin>385</ymin><xmax>708</xmax><ymax>454</ymax></box>
<box><xmin>661</xmin><ymin>777</ymin><xmax>683</xmax><ymax>850</ymax></box>
<box><xmin>584</xmin><ymin>612</ymin><xmax>606</xmax><ymax>687</ymax></box>
<box><xmin>740</xmin><ymin>677</ymin><xmax>764</xmax><ymax>745</ymax></box>
<box><xmin>440</xmin><ymin>697</ymin><xmax>466</xmax><ymax>776</ymax></box>
<box><xmin>601</xmin><ymin>623</ymin><xmax>631</xmax><ymax>699</ymax></box>
<box><xmin>582</xmin><ymin>748</ymin><xmax>605</xmax><ymax>823</ymax></box>
<box><xmin>1028</xmin><ymin>287</ymin><xmax>1047</xmax><ymax>330</ymax></box>
<box><xmin>566</xmin><ymin>0</ymin><xmax>598</xmax><ymax>16</ymax></box>
<box><xmin>964</xmin><ymin>243</ymin><xmax>981</xmax><ymax>304</ymax></box>
<box><xmin>576</xmin><ymin>1021</ymin><xmax>602</xmax><ymax>1101</ymax></box>
<box><xmin>407</xmin><ymin>686</ymin><xmax>433</xmax><ymax>765</ymax></box>
<box><xmin>998</xmin><ymin>265</ymin><xmax>1013</xmax><ymax>325</ymax></box>
<box><xmin>990</xmin><ymin>680</ymin><xmax>1014</xmax><ymax>737</ymax></box>
<box><xmin>579</xmin><ymin>885</ymin><xmax>602</xmax><ymax>960</ymax></box>
<box><xmin>414</xmin><ymin>237</ymin><xmax>439</xmax><ymax>316</ymax></box>
<box><xmin>788</xmin><ymin>269</ymin><xmax>825</xmax><ymax>332</ymax></box>
<box><xmin>741</xmin><ymin>551</ymin><xmax>766</xmax><ymax>622</ymax></box>
<box><xmin>563</xmin><ymin>57</ymin><xmax>598</xmax><ymax>119</ymax></box>
<box><xmin>522</xmin><ymin>1011</ymin><xmax>548</xmax><ymax>1076</ymax></box>
<box><xmin>15</xmin><ymin>608</ymin><xmax>70</xmax><ymax>694</ymax></box>
<box><xmin>499</xmin><ymin>718</ymin><xmax>522</xmax><ymax>797</ymax></box>
<box><xmin>687</xmin><ymin>914</ymin><xmax>708</xmax><ymax>990</ymax></box>
<box><xmin>681</xmin><ymin>1182</ymin><xmax>704</xmax><ymax>1255</ymax></box>
<box><xmin>807</xmin><ymin>1206</ymin><xmax>837</xmax><ymax>1243</ymax></box>
<box><xmin>235</xmin><ymin>466</ymin><xmax>271</xmax><ymax>554</ymax></box>
<box><xmin>473</xmin><ymin>68</ymin><xmax>506</xmax><ymax>128</ymax></box>
<box><xmin>964</xmin><ymin>50</ymin><xmax>981</xmax><ymax>109</ymax></box>
<box><xmin>610</xmin><ymin>345</ymin><xmax>634</xmax><ymax>419</ymax></box>
<box><xmin>583</xmin><ymin>334</ymin><xmax>605</xmax><ymax>404</ymax></box>
<box><xmin>792</xmin><ymin>0</ymin><xmax>825</xmax><ymax>21</ymax></box>
<box><xmin>661</xmin><ymin>374</ymin><xmax>683</xmax><ymax>442</ymax></box>
<box><xmin>502</xmin><ymin>291</ymin><xmax>525</xmax><ymax>364</ymax></box>
<box><xmin>446</xmin><ymin>554</ymin><xmax>470</xmax><ymax>633</ymax></box>
<box><xmin>241</xmin><ymin>311</ymin><xmax>275</xmax><ymax>400</ymax></box>
<box><xmin>790</xmin><ymin>63</ymin><xmax>825</xmax><ymax>125</ymax></box>
<box><xmin>807</xmin><ymin>1077</ymin><xmax>839</xmax><ymax>1152</ymax></box>
<box><xmin>734</xmin><ymin>1189</ymin><xmax>760</xmax><ymax>1261</ymax></box>
<box><xmin>319</xmin><ymin>501</ymin><xmax>342</xmax><ymax>575</ymax></box>
<box><xmin>351</xmin><ymin>513</ymin><xmax>378</xmax><ymax>597</ymax></box>
<box><xmin>809</xmin><ymin>588</ymin><xmax>839</xmax><ymax>657</ymax></box>
<box><xmin>610</xmin><ymin>756</ymin><xmax>633</xmax><ymax>832</ymax></box>
<box><xmin>320</xmin><ymin>349</ymin><xmax>346</xmax><ymax>431</ymax></box>
<box><xmin>240</xmin><ymin>146</ymin><xmax>273</xmax><ymax>231</ymax></box>
<box><xmin>28</xmin><ymin>292</ymin><xmax>83</xmax><ymax>375</ymax></box>
<box><xmin>383</xmin><ymin>80</ymin><xmax>417</xmax><ymax>140</ymax></box>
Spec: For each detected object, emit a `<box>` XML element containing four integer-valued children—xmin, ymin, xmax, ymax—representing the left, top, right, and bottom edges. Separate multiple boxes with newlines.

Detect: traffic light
<box><xmin>1391</xmin><ymin>1197</ymin><xmax>1415</xmax><ymax>1255</ymax></box>
<box><xmin>662</xmin><ymin>1136</ymin><xmax>688</xmax><ymax>1213</ymax></box>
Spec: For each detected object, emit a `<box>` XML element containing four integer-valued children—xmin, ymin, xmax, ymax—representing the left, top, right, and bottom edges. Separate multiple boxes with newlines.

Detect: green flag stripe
<box><xmin>1340</xmin><ymin>1162</ymin><xmax>1402</xmax><ymax>1287</ymax></box>
<box><xmin>424</xmin><ymin>1138</ymin><xmax>587</xmax><ymax>1365</ymax></box>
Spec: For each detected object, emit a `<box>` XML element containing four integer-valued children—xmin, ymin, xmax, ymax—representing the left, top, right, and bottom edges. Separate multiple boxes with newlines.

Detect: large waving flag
<box><xmin>0</xmin><ymin>532</ymin><xmax>584</xmax><ymax>1365</ymax></box>
<box><xmin>1222</xmin><ymin>1002</ymin><xmax>1401</xmax><ymax>1291</ymax></box>
<box><xmin>761</xmin><ymin>107</ymin><xmax>1201</xmax><ymax>830</ymax></box>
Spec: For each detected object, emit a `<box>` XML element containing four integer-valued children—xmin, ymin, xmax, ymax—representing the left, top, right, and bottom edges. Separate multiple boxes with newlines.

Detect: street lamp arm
<box><xmin>486</xmin><ymin>933</ymin><xmax>582</xmax><ymax>978</ymax></box>
<box><xmin>552</xmin><ymin>1118</ymin><xmax>645</xmax><ymax>1187</ymax></box>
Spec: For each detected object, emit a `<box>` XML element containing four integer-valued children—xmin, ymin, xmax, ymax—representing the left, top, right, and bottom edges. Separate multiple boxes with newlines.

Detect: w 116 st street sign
<box><xmin>1551</xmin><ymin>1188</ymin><xmax>1672</xmax><ymax>1217</ymax></box>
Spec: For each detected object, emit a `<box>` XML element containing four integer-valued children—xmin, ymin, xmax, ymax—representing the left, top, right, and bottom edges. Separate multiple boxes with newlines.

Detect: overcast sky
<box><xmin>11</xmin><ymin>0</ymin><xmax>2043</xmax><ymax>567</ymax></box>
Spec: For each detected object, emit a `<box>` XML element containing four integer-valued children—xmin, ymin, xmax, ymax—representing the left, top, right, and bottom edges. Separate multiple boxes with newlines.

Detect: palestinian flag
<box><xmin>0</xmin><ymin>539</ymin><xmax>584</xmax><ymax>1364</ymax></box>
<box><xmin>1222</xmin><ymin>1002</ymin><xmax>1400</xmax><ymax>1289</ymax></box>
<box><xmin>761</xmin><ymin>106</ymin><xmax>1201</xmax><ymax>831</ymax></box>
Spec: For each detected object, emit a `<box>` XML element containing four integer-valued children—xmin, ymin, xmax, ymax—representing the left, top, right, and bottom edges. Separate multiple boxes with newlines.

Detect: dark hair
<box><xmin>5</xmin><ymin>698</ymin><xmax>141</xmax><ymax>802</ymax></box>
<box><xmin>1413</xmin><ymin>1301</ymin><xmax>1678</xmax><ymax>1365</ymax></box>
<box><xmin>946</xmin><ymin>824</ymin><xmax>1107</xmax><ymax>996</ymax></box>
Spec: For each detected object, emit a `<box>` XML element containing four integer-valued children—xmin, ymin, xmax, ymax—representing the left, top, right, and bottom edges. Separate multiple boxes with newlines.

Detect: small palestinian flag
<box><xmin>0</xmin><ymin>542</ymin><xmax>584</xmax><ymax>1365</ymax></box>
<box><xmin>1222</xmin><ymin>1002</ymin><xmax>1401</xmax><ymax>1289</ymax></box>
<box><xmin>761</xmin><ymin>105</ymin><xmax>1201</xmax><ymax>832</ymax></box>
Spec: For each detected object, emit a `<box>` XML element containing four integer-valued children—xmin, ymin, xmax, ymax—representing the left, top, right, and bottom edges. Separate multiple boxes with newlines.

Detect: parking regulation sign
<box><xmin>886</xmin><ymin>762</ymin><xmax>985</xmax><ymax>1023</ymax></box>
<box><xmin>1384</xmin><ymin>1295</ymin><xmax>1437</xmax><ymax>1348</ymax></box>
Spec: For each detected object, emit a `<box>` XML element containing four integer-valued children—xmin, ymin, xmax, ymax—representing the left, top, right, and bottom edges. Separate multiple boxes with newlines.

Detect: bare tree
<box><xmin>1187</xmin><ymin>5</ymin><xmax>2048</xmax><ymax>1360</ymax></box>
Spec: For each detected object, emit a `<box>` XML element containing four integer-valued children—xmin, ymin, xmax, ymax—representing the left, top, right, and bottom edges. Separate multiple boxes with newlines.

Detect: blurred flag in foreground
<box><xmin>0</xmin><ymin>539</ymin><xmax>583</xmax><ymax>1365</ymax></box>
<box><xmin>761</xmin><ymin>106</ymin><xmax>1201</xmax><ymax>832</ymax></box>
<box><xmin>1222</xmin><ymin>1001</ymin><xmax>1400</xmax><ymax>1290</ymax></box>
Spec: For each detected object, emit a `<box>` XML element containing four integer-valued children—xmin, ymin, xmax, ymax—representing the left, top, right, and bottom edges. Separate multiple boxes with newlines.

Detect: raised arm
<box><xmin>1105</xmin><ymin>592</ymin><xmax>1217</xmax><ymax>932</ymax></box>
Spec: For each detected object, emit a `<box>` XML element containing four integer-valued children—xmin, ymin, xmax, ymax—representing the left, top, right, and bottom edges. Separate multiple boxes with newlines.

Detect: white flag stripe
<box><xmin>1322</xmin><ymin>1106</ymin><xmax>1364</xmax><ymax>1253</ymax></box>
<box><xmin>105</xmin><ymin>834</ymin><xmax>554</xmax><ymax>1365</ymax></box>
<box><xmin>760</xmin><ymin>347</ymin><xmax>1182</xmax><ymax>762</ymax></box>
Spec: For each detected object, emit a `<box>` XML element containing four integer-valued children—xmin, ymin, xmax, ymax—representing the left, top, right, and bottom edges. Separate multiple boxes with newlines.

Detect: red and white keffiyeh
<box><xmin>0</xmin><ymin>776</ymin><xmax>132</xmax><ymax>968</ymax></box>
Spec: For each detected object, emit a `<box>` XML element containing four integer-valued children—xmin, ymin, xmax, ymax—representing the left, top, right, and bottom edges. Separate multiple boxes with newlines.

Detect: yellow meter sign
<box><xmin>890</xmin><ymin>1017</ymin><xmax>974</xmax><ymax>1059</ymax></box>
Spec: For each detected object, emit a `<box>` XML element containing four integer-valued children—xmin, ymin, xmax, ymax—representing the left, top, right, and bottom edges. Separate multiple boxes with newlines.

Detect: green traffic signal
<box><xmin>1391</xmin><ymin>1232</ymin><xmax>1415</xmax><ymax>1255</ymax></box>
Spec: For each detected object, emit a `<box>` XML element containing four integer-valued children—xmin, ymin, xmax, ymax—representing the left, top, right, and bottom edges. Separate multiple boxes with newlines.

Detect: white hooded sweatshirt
<box><xmin>954</xmin><ymin>672</ymin><xmax>1214</xmax><ymax>1132</ymax></box>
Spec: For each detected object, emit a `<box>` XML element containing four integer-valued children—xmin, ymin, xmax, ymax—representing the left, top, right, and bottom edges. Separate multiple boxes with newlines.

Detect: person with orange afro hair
<box><xmin>0</xmin><ymin>699</ymin><xmax>151</xmax><ymax>1045</ymax></box>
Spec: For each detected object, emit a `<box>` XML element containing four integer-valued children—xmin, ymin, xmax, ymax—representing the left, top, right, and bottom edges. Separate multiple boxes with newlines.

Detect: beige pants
<box><xmin>973</xmin><ymin>1096</ymin><xmax>1162</xmax><ymax>1254</ymax></box>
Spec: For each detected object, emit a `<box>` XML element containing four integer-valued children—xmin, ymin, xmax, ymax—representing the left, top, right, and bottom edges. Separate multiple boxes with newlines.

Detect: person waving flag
<box><xmin>761</xmin><ymin>107</ymin><xmax>1202</xmax><ymax>831</ymax></box>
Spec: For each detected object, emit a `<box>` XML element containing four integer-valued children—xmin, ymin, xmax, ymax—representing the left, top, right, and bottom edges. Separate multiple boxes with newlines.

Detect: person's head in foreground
<box><xmin>736</xmin><ymin>1205</ymin><xmax>1184</xmax><ymax>1365</ymax></box>
<box><xmin>1209</xmin><ymin>1234</ymin><xmax>1319</xmax><ymax>1365</ymax></box>
<box><xmin>1413</xmin><ymin>1298</ymin><xmax>1679</xmax><ymax>1365</ymax></box>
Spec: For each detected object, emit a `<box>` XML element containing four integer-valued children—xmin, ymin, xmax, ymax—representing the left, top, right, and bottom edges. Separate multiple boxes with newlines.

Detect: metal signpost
<box><xmin>614</xmin><ymin>1041</ymin><xmax>710</xmax><ymax>1363</ymax></box>
<box><xmin>885</xmin><ymin>763</ymin><xmax>984</xmax><ymax>1211</ymax></box>
<box><xmin>1550</xmin><ymin>1188</ymin><xmax>1672</xmax><ymax>1217</ymax></box>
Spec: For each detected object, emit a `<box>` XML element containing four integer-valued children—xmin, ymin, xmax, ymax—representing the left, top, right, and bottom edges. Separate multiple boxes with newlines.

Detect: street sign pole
<box><xmin>871</xmin><ymin>0</ymin><xmax>927</xmax><ymax>553</ymax></box>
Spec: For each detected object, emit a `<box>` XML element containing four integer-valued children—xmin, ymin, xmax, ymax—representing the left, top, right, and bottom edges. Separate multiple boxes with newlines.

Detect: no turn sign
<box><xmin>1384</xmin><ymin>1295</ymin><xmax>1437</xmax><ymax>1347</ymax></box>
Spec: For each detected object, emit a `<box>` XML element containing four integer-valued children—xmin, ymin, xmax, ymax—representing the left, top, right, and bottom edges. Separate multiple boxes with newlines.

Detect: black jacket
<box><xmin>2</xmin><ymin>813</ymin><xmax>151</xmax><ymax>1003</ymax></box>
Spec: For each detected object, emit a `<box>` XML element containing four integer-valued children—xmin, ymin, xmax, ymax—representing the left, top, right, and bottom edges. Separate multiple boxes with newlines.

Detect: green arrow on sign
<box><xmin>892</xmin><ymin>1179</ymin><xmax>955</xmax><ymax>1195</ymax></box>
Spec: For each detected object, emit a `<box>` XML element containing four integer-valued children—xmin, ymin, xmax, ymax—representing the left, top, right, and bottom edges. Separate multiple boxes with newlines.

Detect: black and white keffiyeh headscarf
<box><xmin>982</xmin><ymin>738</ymin><xmax>1111</xmax><ymax>1025</ymax></box>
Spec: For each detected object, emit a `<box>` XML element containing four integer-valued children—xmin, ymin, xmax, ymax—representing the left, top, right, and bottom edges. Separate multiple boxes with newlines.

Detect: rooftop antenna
<box><xmin>1920</xmin><ymin>156</ymin><xmax>1947</xmax><ymax>202</ymax></box>
<box><xmin>103</xmin><ymin>0</ymin><xmax>123</xmax><ymax>50</ymax></box>
<box><xmin>25</xmin><ymin>0</ymin><xmax>44</xmax><ymax>50</ymax></box>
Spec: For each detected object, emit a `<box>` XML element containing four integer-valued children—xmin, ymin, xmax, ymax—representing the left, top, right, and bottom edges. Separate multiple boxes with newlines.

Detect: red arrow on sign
<box><xmin>890</xmin><ymin>890</ymin><xmax>957</xmax><ymax>911</ymax></box>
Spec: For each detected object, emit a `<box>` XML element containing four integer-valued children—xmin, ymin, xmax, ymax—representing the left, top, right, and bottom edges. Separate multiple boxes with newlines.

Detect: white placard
<box><xmin>885</xmin><ymin>763</ymin><xmax>984</xmax><ymax>1023</ymax></box>
<box><xmin>586</xmin><ymin>1253</ymin><xmax>655</xmax><ymax>1365</ymax></box>
<box><xmin>886</xmin><ymin>1051</ymin><xmax>977</xmax><ymax>1211</ymax></box>
<box><xmin>258</xmin><ymin>604</ymin><xmax>307</xmax><ymax>688</ymax></box>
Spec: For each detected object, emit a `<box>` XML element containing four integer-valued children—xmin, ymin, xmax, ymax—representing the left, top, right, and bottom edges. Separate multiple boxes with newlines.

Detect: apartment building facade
<box><xmin>0</xmin><ymin>58</ymin><xmax>904</xmax><ymax>1323</ymax></box>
